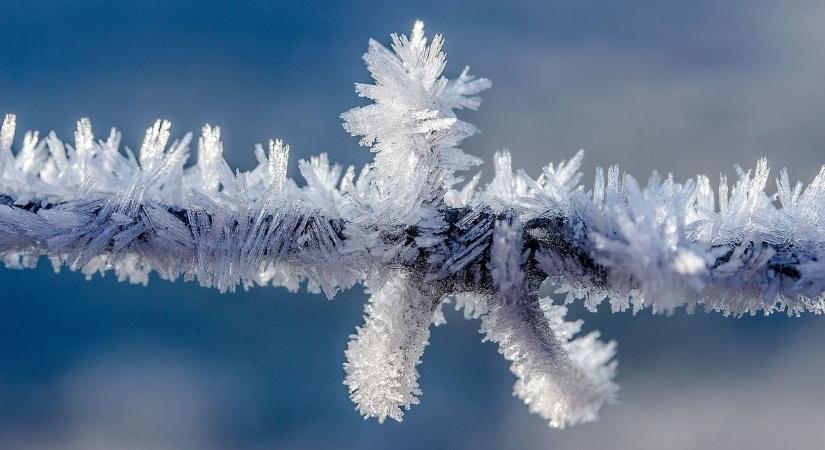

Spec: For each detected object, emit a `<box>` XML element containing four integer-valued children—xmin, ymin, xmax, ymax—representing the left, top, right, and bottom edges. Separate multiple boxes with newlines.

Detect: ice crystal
<box><xmin>2</xmin><ymin>21</ymin><xmax>824</xmax><ymax>427</ymax></box>
<box><xmin>344</xmin><ymin>270</ymin><xmax>439</xmax><ymax>423</ymax></box>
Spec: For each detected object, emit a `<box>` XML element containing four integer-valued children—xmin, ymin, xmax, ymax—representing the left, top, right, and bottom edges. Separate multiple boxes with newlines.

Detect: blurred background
<box><xmin>2</xmin><ymin>1</ymin><xmax>825</xmax><ymax>449</ymax></box>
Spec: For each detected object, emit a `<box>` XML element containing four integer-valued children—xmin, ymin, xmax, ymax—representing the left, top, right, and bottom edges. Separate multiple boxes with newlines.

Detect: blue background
<box><xmin>2</xmin><ymin>2</ymin><xmax>825</xmax><ymax>449</ymax></box>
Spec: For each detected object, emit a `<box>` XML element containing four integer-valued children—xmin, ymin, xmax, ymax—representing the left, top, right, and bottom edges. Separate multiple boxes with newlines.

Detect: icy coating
<box><xmin>2</xmin><ymin>21</ymin><xmax>825</xmax><ymax>427</ymax></box>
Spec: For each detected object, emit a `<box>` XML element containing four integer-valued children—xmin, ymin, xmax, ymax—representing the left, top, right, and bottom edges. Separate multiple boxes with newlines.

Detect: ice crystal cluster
<box><xmin>2</xmin><ymin>21</ymin><xmax>824</xmax><ymax>428</ymax></box>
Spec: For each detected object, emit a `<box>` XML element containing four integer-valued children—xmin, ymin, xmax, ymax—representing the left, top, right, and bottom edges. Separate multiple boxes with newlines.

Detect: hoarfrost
<box><xmin>1</xmin><ymin>21</ymin><xmax>824</xmax><ymax>427</ymax></box>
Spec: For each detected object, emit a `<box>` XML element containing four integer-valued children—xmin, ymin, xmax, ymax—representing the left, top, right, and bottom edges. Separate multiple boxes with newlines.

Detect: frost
<box><xmin>344</xmin><ymin>270</ymin><xmax>438</xmax><ymax>423</ymax></box>
<box><xmin>1</xmin><ymin>21</ymin><xmax>825</xmax><ymax>428</ymax></box>
<box><xmin>482</xmin><ymin>220</ymin><xmax>617</xmax><ymax>428</ymax></box>
<box><xmin>341</xmin><ymin>20</ymin><xmax>489</xmax><ymax>224</ymax></box>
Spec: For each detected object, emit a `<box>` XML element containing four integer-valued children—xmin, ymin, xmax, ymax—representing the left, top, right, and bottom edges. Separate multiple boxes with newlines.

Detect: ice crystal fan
<box><xmin>2</xmin><ymin>21</ymin><xmax>824</xmax><ymax>428</ymax></box>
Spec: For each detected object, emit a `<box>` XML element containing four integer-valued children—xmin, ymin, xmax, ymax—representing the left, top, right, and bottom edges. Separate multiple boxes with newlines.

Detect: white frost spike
<box><xmin>589</xmin><ymin>174</ymin><xmax>707</xmax><ymax>313</ymax></box>
<box><xmin>486</xmin><ymin>150</ymin><xmax>529</xmax><ymax>210</ymax></box>
<box><xmin>194</xmin><ymin>124</ymin><xmax>232</xmax><ymax>192</ymax></box>
<box><xmin>74</xmin><ymin>118</ymin><xmax>94</xmax><ymax>180</ymax></box>
<box><xmin>344</xmin><ymin>270</ymin><xmax>438</xmax><ymax>423</ymax></box>
<box><xmin>482</xmin><ymin>220</ymin><xmax>618</xmax><ymax>428</ymax></box>
<box><xmin>444</xmin><ymin>171</ymin><xmax>482</xmax><ymax>207</ymax></box>
<box><xmin>0</xmin><ymin>114</ymin><xmax>15</xmax><ymax>169</ymax></box>
<box><xmin>268</xmin><ymin>139</ymin><xmax>289</xmax><ymax>190</ymax></box>
<box><xmin>441</xmin><ymin>66</ymin><xmax>492</xmax><ymax>111</ymax></box>
<box><xmin>521</xmin><ymin>149</ymin><xmax>585</xmax><ymax>214</ymax></box>
<box><xmin>15</xmin><ymin>130</ymin><xmax>39</xmax><ymax>175</ymax></box>
<box><xmin>341</xmin><ymin>21</ymin><xmax>489</xmax><ymax>223</ymax></box>
<box><xmin>139</xmin><ymin>119</ymin><xmax>172</xmax><ymax>173</ymax></box>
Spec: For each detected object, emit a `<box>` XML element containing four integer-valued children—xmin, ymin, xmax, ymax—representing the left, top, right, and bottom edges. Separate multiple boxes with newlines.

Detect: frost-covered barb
<box><xmin>1</xmin><ymin>21</ymin><xmax>825</xmax><ymax>428</ymax></box>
